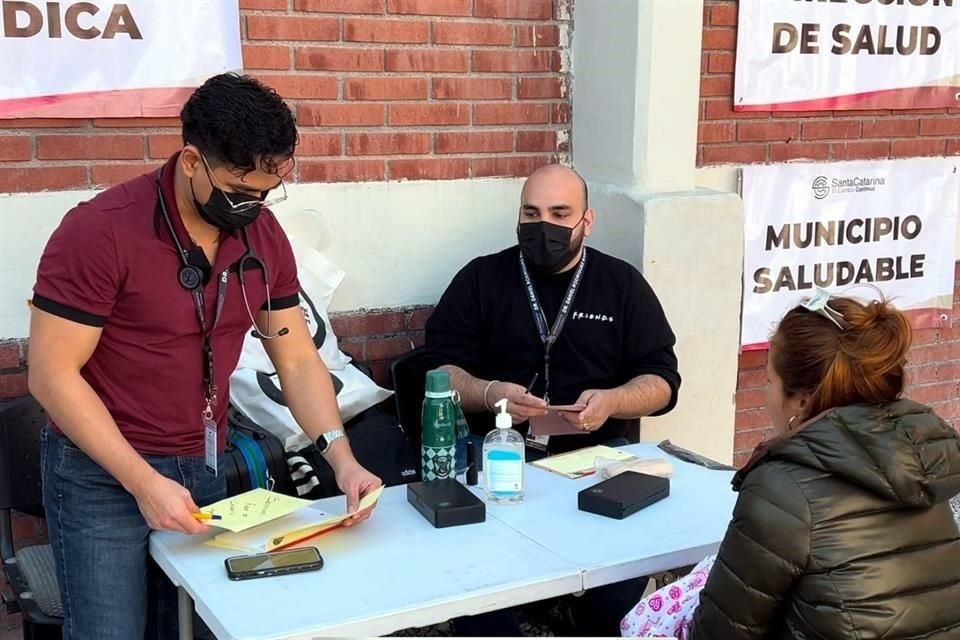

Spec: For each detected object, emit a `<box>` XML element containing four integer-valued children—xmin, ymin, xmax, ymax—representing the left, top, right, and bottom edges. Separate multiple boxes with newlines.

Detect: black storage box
<box><xmin>407</xmin><ymin>480</ymin><xmax>486</xmax><ymax>528</ymax></box>
<box><xmin>578</xmin><ymin>471</ymin><xmax>670</xmax><ymax>520</ymax></box>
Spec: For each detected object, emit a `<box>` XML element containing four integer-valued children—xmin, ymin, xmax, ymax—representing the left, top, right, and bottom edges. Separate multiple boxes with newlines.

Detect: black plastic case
<box><xmin>407</xmin><ymin>479</ymin><xmax>486</xmax><ymax>528</ymax></box>
<box><xmin>577</xmin><ymin>471</ymin><xmax>670</xmax><ymax>519</ymax></box>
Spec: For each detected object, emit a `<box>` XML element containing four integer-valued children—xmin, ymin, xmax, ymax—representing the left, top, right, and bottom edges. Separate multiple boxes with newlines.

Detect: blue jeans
<box><xmin>41</xmin><ymin>428</ymin><xmax>226</xmax><ymax>640</ymax></box>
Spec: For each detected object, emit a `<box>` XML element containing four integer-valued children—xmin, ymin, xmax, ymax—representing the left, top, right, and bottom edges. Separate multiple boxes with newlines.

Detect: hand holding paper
<box><xmin>136</xmin><ymin>473</ymin><xmax>210</xmax><ymax>535</ymax></box>
<box><xmin>206</xmin><ymin>485</ymin><xmax>384</xmax><ymax>553</ymax></box>
<box><xmin>334</xmin><ymin>462</ymin><xmax>382</xmax><ymax>526</ymax></box>
<box><xmin>547</xmin><ymin>403</ymin><xmax>587</xmax><ymax>412</ymax></box>
<box><xmin>529</xmin><ymin>404</ymin><xmax>588</xmax><ymax>436</ymax></box>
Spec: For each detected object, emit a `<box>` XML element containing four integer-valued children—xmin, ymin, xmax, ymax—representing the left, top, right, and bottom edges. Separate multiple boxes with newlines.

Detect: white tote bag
<box><xmin>230</xmin><ymin>243</ymin><xmax>393</xmax><ymax>452</ymax></box>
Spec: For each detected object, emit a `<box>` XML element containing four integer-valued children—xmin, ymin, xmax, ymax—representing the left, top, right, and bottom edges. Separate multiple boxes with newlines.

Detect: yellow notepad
<box><xmin>206</xmin><ymin>485</ymin><xmax>384</xmax><ymax>553</ymax></box>
<box><xmin>531</xmin><ymin>445</ymin><xmax>637</xmax><ymax>479</ymax></box>
<box><xmin>197</xmin><ymin>488</ymin><xmax>314</xmax><ymax>533</ymax></box>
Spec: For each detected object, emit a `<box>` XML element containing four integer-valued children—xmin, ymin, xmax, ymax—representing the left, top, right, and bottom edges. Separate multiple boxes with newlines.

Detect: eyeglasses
<box><xmin>200</xmin><ymin>153</ymin><xmax>288</xmax><ymax>213</ymax></box>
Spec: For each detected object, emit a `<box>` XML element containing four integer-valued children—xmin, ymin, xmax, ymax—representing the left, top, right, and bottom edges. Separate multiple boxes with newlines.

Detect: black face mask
<box><xmin>517</xmin><ymin>219</ymin><xmax>584</xmax><ymax>274</ymax></box>
<box><xmin>191</xmin><ymin>175</ymin><xmax>264</xmax><ymax>231</ymax></box>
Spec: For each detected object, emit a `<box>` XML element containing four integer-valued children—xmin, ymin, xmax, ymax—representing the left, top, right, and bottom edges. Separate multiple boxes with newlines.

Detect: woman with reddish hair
<box><xmin>689</xmin><ymin>295</ymin><xmax>960</xmax><ymax>640</ymax></box>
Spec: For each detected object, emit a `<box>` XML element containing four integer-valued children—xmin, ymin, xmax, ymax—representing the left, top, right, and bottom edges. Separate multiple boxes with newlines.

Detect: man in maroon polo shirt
<box><xmin>28</xmin><ymin>74</ymin><xmax>380</xmax><ymax>640</ymax></box>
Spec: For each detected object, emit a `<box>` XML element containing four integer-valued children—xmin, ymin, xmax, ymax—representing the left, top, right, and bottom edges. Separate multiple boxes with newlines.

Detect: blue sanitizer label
<box><xmin>487</xmin><ymin>449</ymin><xmax>523</xmax><ymax>493</ymax></box>
<box><xmin>422</xmin><ymin>445</ymin><xmax>455</xmax><ymax>481</ymax></box>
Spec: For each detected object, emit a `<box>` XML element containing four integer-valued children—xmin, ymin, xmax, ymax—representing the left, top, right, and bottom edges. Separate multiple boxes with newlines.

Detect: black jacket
<box><xmin>690</xmin><ymin>400</ymin><xmax>960</xmax><ymax>640</ymax></box>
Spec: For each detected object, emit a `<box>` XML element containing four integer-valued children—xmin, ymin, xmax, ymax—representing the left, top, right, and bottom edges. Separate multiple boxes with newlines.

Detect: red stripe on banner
<box><xmin>740</xmin><ymin>305</ymin><xmax>953</xmax><ymax>352</ymax></box>
<box><xmin>0</xmin><ymin>86</ymin><xmax>196</xmax><ymax>119</ymax></box>
<box><xmin>736</xmin><ymin>85</ymin><xmax>960</xmax><ymax>112</ymax></box>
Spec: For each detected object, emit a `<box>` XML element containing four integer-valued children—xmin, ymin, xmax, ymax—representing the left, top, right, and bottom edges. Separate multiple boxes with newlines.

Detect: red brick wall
<box><xmin>0</xmin><ymin>307</ymin><xmax>433</xmax><ymax>404</ymax></box>
<box><xmin>698</xmin><ymin>0</ymin><xmax>960</xmax><ymax>165</ymax></box>
<box><xmin>330</xmin><ymin>305</ymin><xmax>433</xmax><ymax>384</ymax></box>
<box><xmin>0</xmin><ymin>341</ymin><xmax>26</xmax><ymax>400</ymax></box>
<box><xmin>0</xmin><ymin>0</ymin><xmax>571</xmax><ymax>193</ymax></box>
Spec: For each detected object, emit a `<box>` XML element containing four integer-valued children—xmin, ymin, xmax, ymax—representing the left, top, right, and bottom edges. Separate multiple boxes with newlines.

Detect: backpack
<box><xmin>224</xmin><ymin>407</ymin><xmax>293</xmax><ymax>496</ymax></box>
<box><xmin>287</xmin><ymin>404</ymin><xmax>419</xmax><ymax>499</ymax></box>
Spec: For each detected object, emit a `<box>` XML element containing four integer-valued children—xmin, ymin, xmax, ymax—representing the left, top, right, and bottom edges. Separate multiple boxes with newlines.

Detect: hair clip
<box><xmin>800</xmin><ymin>287</ymin><xmax>846</xmax><ymax>330</ymax></box>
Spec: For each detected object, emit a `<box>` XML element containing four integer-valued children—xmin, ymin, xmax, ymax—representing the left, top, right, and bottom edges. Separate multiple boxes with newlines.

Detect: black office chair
<box><xmin>0</xmin><ymin>396</ymin><xmax>62</xmax><ymax>640</ymax></box>
<box><xmin>389</xmin><ymin>346</ymin><xmax>430</xmax><ymax>459</ymax></box>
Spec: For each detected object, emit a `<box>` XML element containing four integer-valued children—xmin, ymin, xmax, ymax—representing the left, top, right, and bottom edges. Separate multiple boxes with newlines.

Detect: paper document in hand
<box><xmin>207</xmin><ymin>503</ymin><xmax>339</xmax><ymax>553</ymax></box>
<box><xmin>206</xmin><ymin>485</ymin><xmax>384</xmax><ymax>553</ymax></box>
<box><xmin>200</xmin><ymin>489</ymin><xmax>314</xmax><ymax>533</ymax></box>
<box><xmin>529</xmin><ymin>403</ymin><xmax>589</xmax><ymax>436</ymax></box>
<box><xmin>531</xmin><ymin>445</ymin><xmax>637</xmax><ymax>479</ymax></box>
<box><xmin>546</xmin><ymin>404</ymin><xmax>586</xmax><ymax>412</ymax></box>
<box><xmin>530</xmin><ymin>412</ymin><xmax>586</xmax><ymax>436</ymax></box>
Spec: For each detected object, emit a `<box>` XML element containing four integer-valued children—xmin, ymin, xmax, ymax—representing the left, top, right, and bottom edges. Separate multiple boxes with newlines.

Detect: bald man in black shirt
<box><xmin>426</xmin><ymin>164</ymin><xmax>680</xmax><ymax>455</ymax></box>
<box><xmin>425</xmin><ymin>164</ymin><xmax>681</xmax><ymax>636</ymax></box>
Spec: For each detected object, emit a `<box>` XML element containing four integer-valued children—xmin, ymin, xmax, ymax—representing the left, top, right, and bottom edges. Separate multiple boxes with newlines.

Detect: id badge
<box><xmin>204</xmin><ymin>417</ymin><xmax>218</xmax><ymax>476</ymax></box>
<box><xmin>526</xmin><ymin>433</ymin><xmax>550</xmax><ymax>451</ymax></box>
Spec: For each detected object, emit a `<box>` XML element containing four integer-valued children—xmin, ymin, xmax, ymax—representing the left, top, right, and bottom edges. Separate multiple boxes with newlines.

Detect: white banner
<box><xmin>0</xmin><ymin>0</ymin><xmax>242</xmax><ymax>118</ymax></box>
<box><xmin>735</xmin><ymin>0</ymin><xmax>960</xmax><ymax>111</ymax></box>
<box><xmin>741</xmin><ymin>158</ymin><xmax>959</xmax><ymax>349</ymax></box>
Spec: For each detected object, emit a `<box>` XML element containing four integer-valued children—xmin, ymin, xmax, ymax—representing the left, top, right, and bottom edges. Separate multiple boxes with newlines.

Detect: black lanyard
<box><xmin>192</xmin><ymin>267</ymin><xmax>230</xmax><ymax>417</ymax></box>
<box><xmin>519</xmin><ymin>250</ymin><xmax>588</xmax><ymax>403</ymax></box>
<box><xmin>154</xmin><ymin>171</ymin><xmax>231</xmax><ymax>419</ymax></box>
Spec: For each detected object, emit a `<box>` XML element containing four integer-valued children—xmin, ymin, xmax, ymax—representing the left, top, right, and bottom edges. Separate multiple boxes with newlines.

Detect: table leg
<box><xmin>178</xmin><ymin>587</ymin><xmax>194</xmax><ymax>640</ymax></box>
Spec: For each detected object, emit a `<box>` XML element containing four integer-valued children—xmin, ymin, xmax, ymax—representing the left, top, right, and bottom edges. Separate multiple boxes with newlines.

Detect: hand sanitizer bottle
<box><xmin>483</xmin><ymin>398</ymin><xmax>525</xmax><ymax>504</ymax></box>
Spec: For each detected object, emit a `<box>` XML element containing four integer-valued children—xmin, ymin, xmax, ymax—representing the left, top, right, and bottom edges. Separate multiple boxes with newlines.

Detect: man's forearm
<box><xmin>608</xmin><ymin>374</ymin><xmax>672</xmax><ymax>419</ymax></box>
<box><xmin>276</xmin><ymin>355</ymin><xmax>358</xmax><ymax>471</ymax></box>
<box><xmin>441</xmin><ymin>365</ymin><xmax>494</xmax><ymax>413</ymax></box>
<box><xmin>29</xmin><ymin>370</ymin><xmax>158</xmax><ymax>495</ymax></box>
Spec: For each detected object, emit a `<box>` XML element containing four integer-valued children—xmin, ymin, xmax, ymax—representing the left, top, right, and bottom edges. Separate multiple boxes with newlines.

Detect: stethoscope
<box><xmin>155</xmin><ymin>178</ymin><xmax>288</xmax><ymax>340</ymax></box>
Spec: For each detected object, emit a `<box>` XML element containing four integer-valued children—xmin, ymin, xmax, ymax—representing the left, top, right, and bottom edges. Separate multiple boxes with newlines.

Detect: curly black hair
<box><xmin>180</xmin><ymin>73</ymin><xmax>298</xmax><ymax>175</ymax></box>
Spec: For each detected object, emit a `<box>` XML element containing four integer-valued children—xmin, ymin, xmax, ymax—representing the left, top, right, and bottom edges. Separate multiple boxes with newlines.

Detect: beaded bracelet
<box><xmin>482</xmin><ymin>379</ymin><xmax>499</xmax><ymax>412</ymax></box>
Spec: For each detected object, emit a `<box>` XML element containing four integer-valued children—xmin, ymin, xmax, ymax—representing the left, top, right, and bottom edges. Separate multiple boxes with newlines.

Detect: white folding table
<box><xmin>481</xmin><ymin>443</ymin><xmax>737</xmax><ymax>589</ymax></box>
<box><xmin>151</xmin><ymin>484</ymin><xmax>582</xmax><ymax>639</ymax></box>
<box><xmin>151</xmin><ymin>442</ymin><xmax>737</xmax><ymax>638</ymax></box>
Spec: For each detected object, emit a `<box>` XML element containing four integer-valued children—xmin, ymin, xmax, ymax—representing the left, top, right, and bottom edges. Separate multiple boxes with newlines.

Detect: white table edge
<box><xmin>232</xmin><ymin>570</ymin><xmax>585</xmax><ymax>639</ymax></box>
<box><xmin>580</xmin><ymin>542</ymin><xmax>723</xmax><ymax>591</ymax></box>
<box><xmin>150</xmin><ymin>530</ymin><xmax>585</xmax><ymax>640</ymax></box>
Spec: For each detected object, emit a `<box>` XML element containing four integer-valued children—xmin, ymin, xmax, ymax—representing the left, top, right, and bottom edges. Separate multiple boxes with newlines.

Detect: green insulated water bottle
<box><xmin>421</xmin><ymin>369</ymin><xmax>457</xmax><ymax>482</ymax></box>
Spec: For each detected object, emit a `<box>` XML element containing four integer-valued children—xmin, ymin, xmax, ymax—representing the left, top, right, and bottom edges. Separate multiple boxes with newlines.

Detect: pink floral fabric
<box><xmin>620</xmin><ymin>554</ymin><xmax>716</xmax><ymax>638</ymax></box>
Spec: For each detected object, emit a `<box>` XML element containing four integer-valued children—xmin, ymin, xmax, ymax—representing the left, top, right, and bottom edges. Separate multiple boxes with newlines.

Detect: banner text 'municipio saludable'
<box><xmin>754</xmin><ymin>215</ymin><xmax>927</xmax><ymax>293</ymax></box>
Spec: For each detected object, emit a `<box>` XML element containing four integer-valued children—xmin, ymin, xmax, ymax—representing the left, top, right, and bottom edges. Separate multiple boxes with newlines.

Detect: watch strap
<box><xmin>318</xmin><ymin>428</ymin><xmax>346</xmax><ymax>455</ymax></box>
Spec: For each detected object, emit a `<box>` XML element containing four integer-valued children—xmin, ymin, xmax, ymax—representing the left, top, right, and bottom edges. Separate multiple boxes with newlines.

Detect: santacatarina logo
<box><xmin>812</xmin><ymin>176</ymin><xmax>830</xmax><ymax>200</ymax></box>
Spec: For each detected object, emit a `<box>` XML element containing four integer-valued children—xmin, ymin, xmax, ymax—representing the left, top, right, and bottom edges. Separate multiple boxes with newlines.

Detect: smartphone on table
<box><xmin>224</xmin><ymin>546</ymin><xmax>324</xmax><ymax>581</ymax></box>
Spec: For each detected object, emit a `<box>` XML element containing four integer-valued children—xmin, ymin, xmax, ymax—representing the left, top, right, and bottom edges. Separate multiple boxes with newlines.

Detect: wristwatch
<box><xmin>317</xmin><ymin>429</ymin><xmax>347</xmax><ymax>455</ymax></box>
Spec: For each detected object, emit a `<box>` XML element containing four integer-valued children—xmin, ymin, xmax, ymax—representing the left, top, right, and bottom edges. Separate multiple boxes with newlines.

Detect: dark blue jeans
<box><xmin>41</xmin><ymin>428</ymin><xmax>226</xmax><ymax>640</ymax></box>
